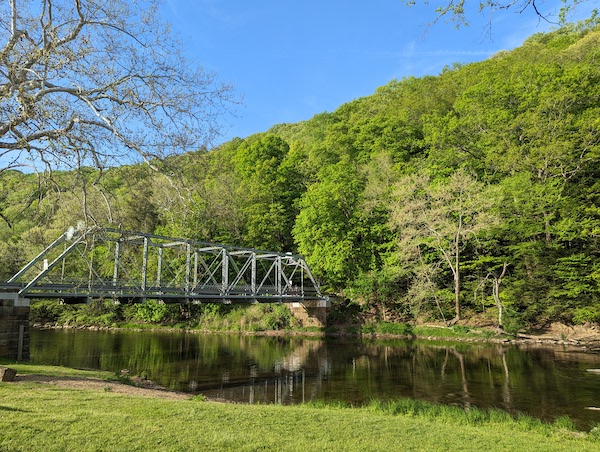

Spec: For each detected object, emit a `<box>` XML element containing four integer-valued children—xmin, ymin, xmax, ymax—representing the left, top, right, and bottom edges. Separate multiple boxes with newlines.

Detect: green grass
<box><xmin>361</xmin><ymin>321</ymin><xmax>414</xmax><ymax>336</ymax></box>
<box><xmin>413</xmin><ymin>324</ymin><xmax>502</xmax><ymax>340</ymax></box>
<box><xmin>0</xmin><ymin>360</ymin><xmax>115</xmax><ymax>379</ymax></box>
<box><xmin>0</xmin><ymin>364</ymin><xmax>598</xmax><ymax>451</ymax></box>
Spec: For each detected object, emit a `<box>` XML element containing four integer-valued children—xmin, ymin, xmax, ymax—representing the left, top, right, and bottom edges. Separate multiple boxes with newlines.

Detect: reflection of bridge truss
<box><xmin>3</xmin><ymin>227</ymin><xmax>326</xmax><ymax>304</ymax></box>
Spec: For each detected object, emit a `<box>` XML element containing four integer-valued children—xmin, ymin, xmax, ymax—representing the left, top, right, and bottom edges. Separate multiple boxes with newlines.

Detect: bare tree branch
<box><xmin>405</xmin><ymin>0</ymin><xmax>579</xmax><ymax>34</ymax></box>
<box><xmin>0</xmin><ymin>0</ymin><xmax>239</xmax><ymax>174</ymax></box>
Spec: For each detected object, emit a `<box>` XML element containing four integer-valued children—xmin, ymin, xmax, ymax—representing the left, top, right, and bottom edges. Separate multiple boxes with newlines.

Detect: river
<box><xmin>30</xmin><ymin>328</ymin><xmax>600</xmax><ymax>430</ymax></box>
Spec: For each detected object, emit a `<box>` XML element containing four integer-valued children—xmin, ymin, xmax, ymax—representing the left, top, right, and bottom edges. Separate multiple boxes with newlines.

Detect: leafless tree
<box><xmin>0</xmin><ymin>0</ymin><xmax>237</xmax><ymax>174</ymax></box>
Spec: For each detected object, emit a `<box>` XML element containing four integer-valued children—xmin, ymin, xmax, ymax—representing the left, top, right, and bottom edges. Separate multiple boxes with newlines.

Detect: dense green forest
<box><xmin>1</xmin><ymin>21</ymin><xmax>599</xmax><ymax>330</ymax></box>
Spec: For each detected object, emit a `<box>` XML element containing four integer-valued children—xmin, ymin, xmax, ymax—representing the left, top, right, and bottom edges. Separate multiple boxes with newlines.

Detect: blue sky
<box><xmin>160</xmin><ymin>0</ymin><xmax>598</xmax><ymax>146</ymax></box>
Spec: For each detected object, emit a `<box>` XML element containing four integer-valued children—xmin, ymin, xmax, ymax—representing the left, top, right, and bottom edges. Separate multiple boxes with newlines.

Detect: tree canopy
<box><xmin>1</xmin><ymin>18</ymin><xmax>599</xmax><ymax>329</ymax></box>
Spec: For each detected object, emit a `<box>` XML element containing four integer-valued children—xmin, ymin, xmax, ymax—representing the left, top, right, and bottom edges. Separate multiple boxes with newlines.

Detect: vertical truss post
<box><xmin>251</xmin><ymin>252</ymin><xmax>256</xmax><ymax>295</ymax></box>
<box><xmin>185</xmin><ymin>243</ymin><xmax>191</xmax><ymax>296</ymax></box>
<box><xmin>88</xmin><ymin>236</ymin><xmax>95</xmax><ymax>295</ymax></box>
<box><xmin>221</xmin><ymin>249</ymin><xmax>229</xmax><ymax>295</ymax></box>
<box><xmin>193</xmin><ymin>250</ymin><xmax>199</xmax><ymax>287</ymax></box>
<box><xmin>113</xmin><ymin>240</ymin><xmax>120</xmax><ymax>288</ymax></box>
<box><xmin>157</xmin><ymin>246</ymin><xmax>163</xmax><ymax>288</ymax></box>
<box><xmin>276</xmin><ymin>256</ymin><xmax>282</xmax><ymax>296</ymax></box>
<box><xmin>142</xmin><ymin>237</ymin><xmax>149</xmax><ymax>292</ymax></box>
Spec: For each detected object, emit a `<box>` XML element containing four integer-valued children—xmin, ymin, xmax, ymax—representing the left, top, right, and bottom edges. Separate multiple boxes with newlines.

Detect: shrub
<box><xmin>259</xmin><ymin>304</ymin><xmax>292</xmax><ymax>331</ymax></box>
<box><xmin>572</xmin><ymin>306</ymin><xmax>600</xmax><ymax>325</ymax></box>
<box><xmin>502</xmin><ymin>308</ymin><xmax>524</xmax><ymax>335</ymax></box>
<box><xmin>361</xmin><ymin>324</ymin><xmax>375</xmax><ymax>334</ymax></box>
<box><xmin>452</xmin><ymin>325</ymin><xmax>470</xmax><ymax>334</ymax></box>
<box><xmin>30</xmin><ymin>300</ymin><xmax>71</xmax><ymax>324</ymax></box>
<box><xmin>135</xmin><ymin>300</ymin><xmax>169</xmax><ymax>323</ymax></box>
<box><xmin>376</xmin><ymin>322</ymin><xmax>414</xmax><ymax>335</ymax></box>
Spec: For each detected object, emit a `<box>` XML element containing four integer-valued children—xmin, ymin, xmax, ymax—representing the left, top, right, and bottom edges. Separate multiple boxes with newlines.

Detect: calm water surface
<box><xmin>30</xmin><ymin>329</ymin><xmax>600</xmax><ymax>429</ymax></box>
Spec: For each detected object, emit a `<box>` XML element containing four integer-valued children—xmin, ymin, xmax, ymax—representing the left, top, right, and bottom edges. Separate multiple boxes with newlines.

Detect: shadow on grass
<box><xmin>0</xmin><ymin>405</ymin><xmax>29</xmax><ymax>412</ymax></box>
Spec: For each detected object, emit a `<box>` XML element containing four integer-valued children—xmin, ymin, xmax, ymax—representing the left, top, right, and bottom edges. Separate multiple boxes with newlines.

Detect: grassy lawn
<box><xmin>1</xmin><ymin>363</ymin><xmax>599</xmax><ymax>451</ymax></box>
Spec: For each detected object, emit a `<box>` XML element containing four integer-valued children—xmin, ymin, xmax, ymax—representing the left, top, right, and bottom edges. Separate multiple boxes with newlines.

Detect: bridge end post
<box><xmin>0</xmin><ymin>293</ymin><xmax>30</xmax><ymax>361</ymax></box>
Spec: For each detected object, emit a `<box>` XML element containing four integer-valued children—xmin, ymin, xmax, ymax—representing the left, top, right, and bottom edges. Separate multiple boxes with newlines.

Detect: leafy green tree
<box><xmin>293</xmin><ymin>159</ymin><xmax>366</xmax><ymax>289</ymax></box>
<box><xmin>390</xmin><ymin>169</ymin><xmax>500</xmax><ymax>324</ymax></box>
<box><xmin>232</xmin><ymin>134</ymin><xmax>298</xmax><ymax>250</ymax></box>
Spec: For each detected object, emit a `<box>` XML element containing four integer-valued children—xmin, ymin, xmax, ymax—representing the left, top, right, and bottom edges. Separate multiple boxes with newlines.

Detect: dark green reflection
<box><xmin>31</xmin><ymin>329</ymin><xmax>600</xmax><ymax>430</ymax></box>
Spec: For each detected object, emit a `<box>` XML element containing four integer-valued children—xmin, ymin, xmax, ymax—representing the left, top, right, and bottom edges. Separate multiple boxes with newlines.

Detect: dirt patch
<box><xmin>514</xmin><ymin>323</ymin><xmax>600</xmax><ymax>350</ymax></box>
<box><xmin>524</xmin><ymin>322</ymin><xmax>600</xmax><ymax>341</ymax></box>
<box><xmin>12</xmin><ymin>374</ymin><xmax>193</xmax><ymax>400</ymax></box>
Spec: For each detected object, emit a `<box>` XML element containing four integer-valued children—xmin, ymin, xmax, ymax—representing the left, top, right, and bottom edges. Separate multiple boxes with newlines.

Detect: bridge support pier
<box><xmin>290</xmin><ymin>299</ymin><xmax>331</xmax><ymax>328</ymax></box>
<box><xmin>0</xmin><ymin>293</ymin><xmax>30</xmax><ymax>361</ymax></box>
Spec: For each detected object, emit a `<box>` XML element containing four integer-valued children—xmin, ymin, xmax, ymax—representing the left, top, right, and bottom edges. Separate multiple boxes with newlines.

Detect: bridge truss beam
<box><xmin>4</xmin><ymin>227</ymin><xmax>326</xmax><ymax>304</ymax></box>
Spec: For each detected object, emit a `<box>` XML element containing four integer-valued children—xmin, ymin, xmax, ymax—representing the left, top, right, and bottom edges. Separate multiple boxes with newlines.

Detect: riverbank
<box><xmin>30</xmin><ymin>320</ymin><xmax>600</xmax><ymax>352</ymax></box>
<box><xmin>29</xmin><ymin>299</ymin><xmax>600</xmax><ymax>350</ymax></box>
<box><xmin>1</xmin><ymin>363</ymin><xmax>599</xmax><ymax>451</ymax></box>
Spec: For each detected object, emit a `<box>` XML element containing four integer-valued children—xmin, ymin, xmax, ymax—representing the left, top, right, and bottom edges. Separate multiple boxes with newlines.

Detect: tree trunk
<box><xmin>449</xmin><ymin>229</ymin><xmax>461</xmax><ymax>326</ymax></box>
<box><xmin>493</xmin><ymin>262</ymin><xmax>508</xmax><ymax>329</ymax></box>
<box><xmin>449</xmin><ymin>271</ymin><xmax>460</xmax><ymax>325</ymax></box>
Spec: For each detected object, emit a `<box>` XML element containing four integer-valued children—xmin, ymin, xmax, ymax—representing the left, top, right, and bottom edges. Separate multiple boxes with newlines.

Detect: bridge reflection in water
<box><xmin>202</xmin><ymin>340</ymin><xmax>330</xmax><ymax>405</ymax></box>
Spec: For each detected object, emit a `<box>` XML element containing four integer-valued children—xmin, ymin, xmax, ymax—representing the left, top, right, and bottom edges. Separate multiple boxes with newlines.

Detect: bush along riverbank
<box><xmin>29</xmin><ymin>298</ymin><xmax>511</xmax><ymax>339</ymax></box>
<box><xmin>30</xmin><ymin>299</ymin><xmax>301</xmax><ymax>333</ymax></box>
<box><xmin>1</xmin><ymin>362</ymin><xmax>600</xmax><ymax>450</ymax></box>
<box><xmin>28</xmin><ymin>299</ymin><xmax>600</xmax><ymax>348</ymax></box>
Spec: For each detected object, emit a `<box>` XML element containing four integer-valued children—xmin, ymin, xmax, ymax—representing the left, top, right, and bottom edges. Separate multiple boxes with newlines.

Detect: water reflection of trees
<box><xmin>28</xmin><ymin>332</ymin><xmax>586</xmax><ymax>409</ymax></box>
<box><xmin>30</xmin><ymin>330</ymin><xmax>600</xmax><ymax>428</ymax></box>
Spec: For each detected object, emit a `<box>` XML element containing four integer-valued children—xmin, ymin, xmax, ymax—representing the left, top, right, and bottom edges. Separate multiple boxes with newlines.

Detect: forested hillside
<box><xmin>1</xmin><ymin>21</ymin><xmax>599</xmax><ymax>329</ymax></box>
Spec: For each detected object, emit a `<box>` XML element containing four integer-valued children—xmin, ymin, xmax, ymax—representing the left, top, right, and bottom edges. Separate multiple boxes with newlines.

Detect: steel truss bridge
<box><xmin>1</xmin><ymin>227</ymin><xmax>327</xmax><ymax>305</ymax></box>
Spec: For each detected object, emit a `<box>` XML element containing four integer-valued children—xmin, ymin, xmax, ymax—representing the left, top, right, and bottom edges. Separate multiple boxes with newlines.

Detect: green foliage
<box><xmin>375</xmin><ymin>322</ymin><xmax>414</xmax><ymax>335</ymax></box>
<box><xmin>501</xmin><ymin>308</ymin><xmax>525</xmax><ymax>335</ymax></box>
<box><xmin>293</xmin><ymin>159</ymin><xmax>366</xmax><ymax>287</ymax></box>
<box><xmin>30</xmin><ymin>300</ymin><xmax>71</xmax><ymax>324</ymax></box>
<box><xmin>30</xmin><ymin>299</ymin><xmax>124</xmax><ymax>327</ymax></box>
<box><xmin>573</xmin><ymin>306</ymin><xmax>600</xmax><ymax>325</ymax></box>
<box><xmin>29</xmin><ymin>300</ymin><xmax>301</xmax><ymax>333</ymax></box>
<box><xmin>264</xmin><ymin>304</ymin><xmax>293</xmax><ymax>330</ymax></box>
<box><xmin>413</xmin><ymin>325</ymin><xmax>504</xmax><ymax>340</ymax></box>
<box><xmin>3</xmin><ymin>21</ymin><xmax>600</xmax><ymax>330</ymax></box>
<box><xmin>135</xmin><ymin>300</ymin><xmax>170</xmax><ymax>324</ymax></box>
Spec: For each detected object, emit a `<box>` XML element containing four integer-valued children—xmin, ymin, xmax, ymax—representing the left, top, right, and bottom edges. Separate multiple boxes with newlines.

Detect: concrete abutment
<box><xmin>0</xmin><ymin>293</ymin><xmax>30</xmax><ymax>361</ymax></box>
<box><xmin>289</xmin><ymin>299</ymin><xmax>331</xmax><ymax>328</ymax></box>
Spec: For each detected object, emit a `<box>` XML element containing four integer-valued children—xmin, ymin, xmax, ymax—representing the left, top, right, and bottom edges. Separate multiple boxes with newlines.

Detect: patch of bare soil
<box><xmin>12</xmin><ymin>374</ymin><xmax>192</xmax><ymax>400</ymax></box>
<box><xmin>517</xmin><ymin>322</ymin><xmax>600</xmax><ymax>348</ymax></box>
<box><xmin>417</xmin><ymin>318</ymin><xmax>600</xmax><ymax>349</ymax></box>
